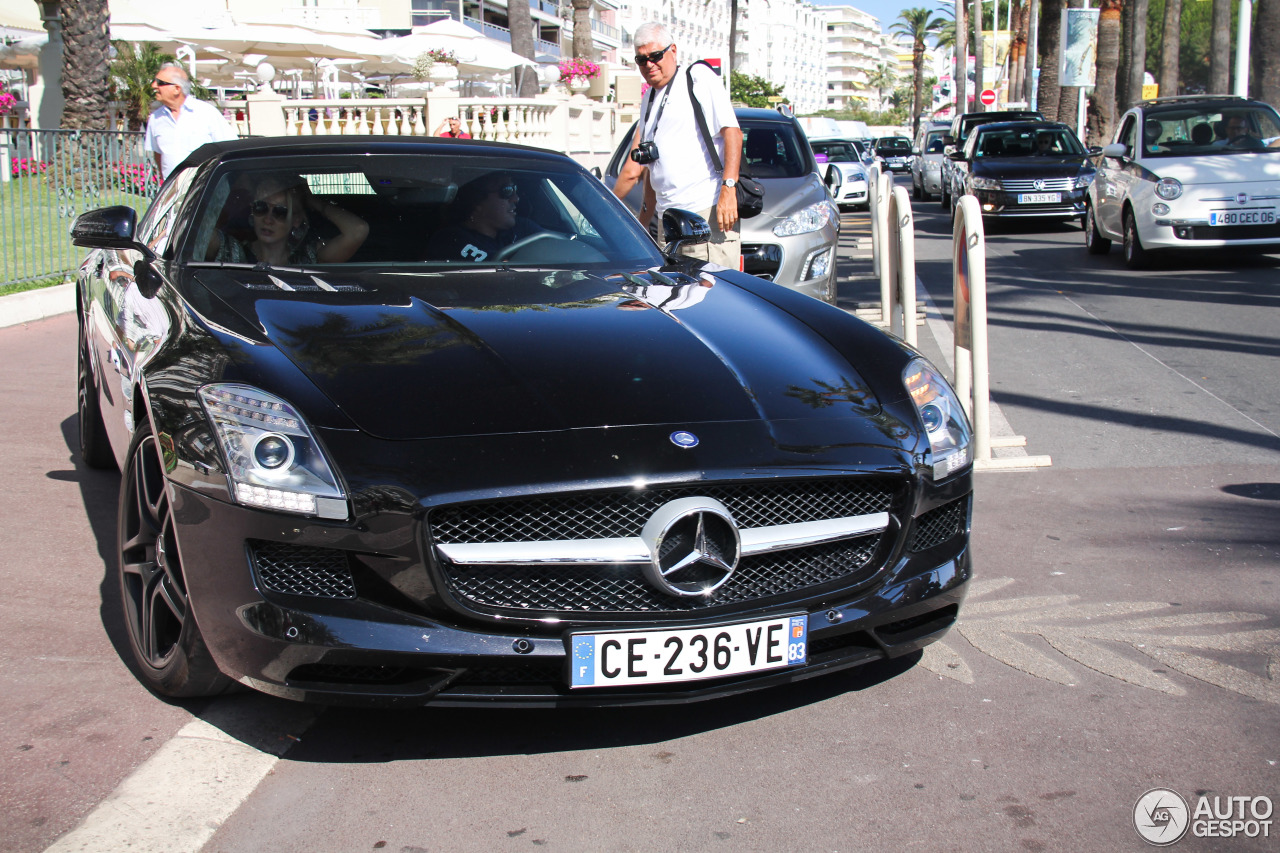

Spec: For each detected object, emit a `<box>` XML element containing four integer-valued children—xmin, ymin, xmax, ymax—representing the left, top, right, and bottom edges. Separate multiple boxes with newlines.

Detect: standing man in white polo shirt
<box><xmin>612</xmin><ymin>22</ymin><xmax>743</xmax><ymax>268</ymax></box>
<box><xmin>144</xmin><ymin>62</ymin><xmax>236</xmax><ymax>180</ymax></box>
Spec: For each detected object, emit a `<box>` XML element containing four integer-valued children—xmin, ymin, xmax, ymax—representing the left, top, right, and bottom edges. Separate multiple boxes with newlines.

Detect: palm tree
<box><xmin>892</xmin><ymin>8</ymin><xmax>947</xmax><ymax>136</ymax></box>
<box><xmin>1085</xmin><ymin>0</ymin><xmax>1122</xmax><ymax>147</ymax></box>
<box><xmin>1035</xmin><ymin>0</ymin><xmax>1062</xmax><ymax>119</ymax></box>
<box><xmin>1123</xmin><ymin>0</ymin><xmax>1148</xmax><ymax>110</ymax></box>
<box><xmin>1158</xmin><ymin>0</ymin><xmax>1182</xmax><ymax>96</ymax></box>
<box><xmin>56</xmin><ymin>0</ymin><xmax>111</xmax><ymax>129</ymax></box>
<box><xmin>111</xmin><ymin>42</ymin><xmax>174</xmax><ymax>131</ymax></box>
<box><xmin>1259</xmin><ymin>0</ymin><xmax>1280</xmax><ymax>106</ymax></box>
<box><xmin>508</xmin><ymin>0</ymin><xmax>538</xmax><ymax>96</ymax></box>
<box><xmin>1208</xmin><ymin>0</ymin><xmax>1231</xmax><ymax>93</ymax></box>
<box><xmin>572</xmin><ymin>0</ymin><xmax>594</xmax><ymax>61</ymax></box>
<box><xmin>866</xmin><ymin>62</ymin><xmax>898</xmax><ymax>113</ymax></box>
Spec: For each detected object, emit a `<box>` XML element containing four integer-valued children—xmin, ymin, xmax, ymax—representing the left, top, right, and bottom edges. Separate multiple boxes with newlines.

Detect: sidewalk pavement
<box><xmin>0</xmin><ymin>282</ymin><xmax>74</xmax><ymax>329</ymax></box>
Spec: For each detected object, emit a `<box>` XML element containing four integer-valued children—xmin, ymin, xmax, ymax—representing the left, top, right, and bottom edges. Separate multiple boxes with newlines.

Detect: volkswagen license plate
<box><xmin>1209</xmin><ymin>208</ymin><xmax>1276</xmax><ymax>226</ymax></box>
<box><xmin>569</xmin><ymin>614</ymin><xmax>808</xmax><ymax>688</ymax></box>
<box><xmin>1018</xmin><ymin>192</ymin><xmax>1062</xmax><ymax>204</ymax></box>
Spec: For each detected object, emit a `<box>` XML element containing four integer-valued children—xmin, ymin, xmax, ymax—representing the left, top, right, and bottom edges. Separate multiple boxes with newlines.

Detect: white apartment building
<box><xmin>821</xmin><ymin>4</ymin><xmax>883</xmax><ymax>111</ymax></box>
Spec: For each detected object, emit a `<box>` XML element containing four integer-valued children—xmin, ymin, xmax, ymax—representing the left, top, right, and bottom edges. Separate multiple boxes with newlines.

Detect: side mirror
<box><xmin>947</xmin><ymin>150</ymin><xmax>966</xmax><ymax>161</ymax></box>
<box><xmin>824</xmin><ymin>164</ymin><xmax>843</xmax><ymax>194</ymax></box>
<box><xmin>590</xmin><ymin>166</ymin><xmax>603</xmax><ymax>179</ymax></box>
<box><xmin>911</xmin><ymin>146</ymin><xmax>922</xmax><ymax>155</ymax></box>
<box><xmin>943</xmin><ymin>135</ymin><xmax>956</xmax><ymax>146</ymax></box>
<box><xmin>1102</xmin><ymin>142</ymin><xmax>1128</xmax><ymax>159</ymax></box>
<box><xmin>662</xmin><ymin>208</ymin><xmax>711</xmax><ymax>257</ymax></box>
<box><xmin>71</xmin><ymin>206</ymin><xmax>155</xmax><ymax>259</ymax></box>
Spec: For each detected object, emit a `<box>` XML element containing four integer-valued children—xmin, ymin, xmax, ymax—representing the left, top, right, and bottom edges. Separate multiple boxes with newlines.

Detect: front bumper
<box><xmin>973</xmin><ymin>187</ymin><xmax>1087</xmax><ymax>218</ymax></box>
<box><xmin>1138</xmin><ymin>205</ymin><xmax>1280</xmax><ymax>249</ymax></box>
<box><xmin>741</xmin><ymin>218</ymin><xmax>839</xmax><ymax>303</ymax></box>
<box><xmin>835</xmin><ymin>179</ymin><xmax>869</xmax><ymax>206</ymax></box>
<box><xmin>171</xmin><ymin>474</ymin><xmax>972</xmax><ymax>708</ymax></box>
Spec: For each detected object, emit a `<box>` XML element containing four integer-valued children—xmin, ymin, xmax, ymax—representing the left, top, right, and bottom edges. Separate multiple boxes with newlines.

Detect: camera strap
<box><xmin>640</xmin><ymin>66</ymin><xmax>678</xmax><ymax>143</ymax></box>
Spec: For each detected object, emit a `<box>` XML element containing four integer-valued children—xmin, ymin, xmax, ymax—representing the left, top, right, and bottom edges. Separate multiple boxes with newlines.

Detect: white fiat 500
<box><xmin>1085</xmin><ymin>96</ymin><xmax>1280</xmax><ymax>268</ymax></box>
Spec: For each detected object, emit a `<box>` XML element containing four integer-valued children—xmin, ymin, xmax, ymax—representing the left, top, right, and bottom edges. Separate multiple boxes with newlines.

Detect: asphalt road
<box><xmin>2</xmin><ymin>190</ymin><xmax>1278</xmax><ymax>852</ymax></box>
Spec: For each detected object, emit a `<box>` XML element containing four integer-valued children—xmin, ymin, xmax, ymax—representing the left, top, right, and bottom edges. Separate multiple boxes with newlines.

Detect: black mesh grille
<box><xmin>250</xmin><ymin>540</ymin><xmax>357</xmax><ymax>599</ymax></box>
<box><xmin>430</xmin><ymin>479</ymin><xmax>897</xmax><ymax>544</ymax></box>
<box><xmin>906</xmin><ymin>497</ymin><xmax>968</xmax><ymax>553</ymax></box>
<box><xmin>1183</xmin><ymin>223</ymin><xmax>1280</xmax><ymax>241</ymax></box>
<box><xmin>443</xmin><ymin>534</ymin><xmax>883</xmax><ymax>616</ymax></box>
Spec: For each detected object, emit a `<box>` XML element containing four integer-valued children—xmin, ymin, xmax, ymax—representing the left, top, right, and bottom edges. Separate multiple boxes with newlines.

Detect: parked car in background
<box><xmin>910</xmin><ymin>122</ymin><xmax>951</xmax><ymax>201</ymax></box>
<box><xmin>607</xmin><ymin>107</ymin><xmax>840</xmax><ymax>304</ymax></box>
<box><xmin>873</xmin><ymin>136</ymin><xmax>913</xmax><ymax>172</ymax></box>
<box><xmin>945</xmin><ymin>121</ymin><xmax>1096</xmax><ymax>226</ymax></box>
<box><xmin>71</xmin><ymin>135</ymin><xmax>973</xmax><ymax>708</ymax></box>
<box><xmin>1085</xmin><ymin>95</ymin><xmax>1280</xmax><ymax>268</ymax></box>
<box><xmin>940</xmin><ymin>109</ymin><xmax>1043</xmax><ymax>210</ymax></box>
<box><xmin>810</xmin><ymin>138</ymin><xmax>870</xmax><ymax>209</ymax></box>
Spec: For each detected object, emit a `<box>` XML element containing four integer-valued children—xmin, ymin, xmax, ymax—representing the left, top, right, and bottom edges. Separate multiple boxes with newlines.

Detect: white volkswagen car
<box><xmin>1085</xmin><ymin>96</ymin><xmax>1280</xmax><ymax>268</ymax></box>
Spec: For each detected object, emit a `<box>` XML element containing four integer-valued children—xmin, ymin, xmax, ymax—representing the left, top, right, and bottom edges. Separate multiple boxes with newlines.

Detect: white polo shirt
<box><xmin>638</xmin><ymin>63</ymin><xmax>739</xmax><ymax>215</ymax></box>
<box><xmin>144</xmin><ymin>97</ymin><xmax>236</xmax><ymax>178</ymax></box>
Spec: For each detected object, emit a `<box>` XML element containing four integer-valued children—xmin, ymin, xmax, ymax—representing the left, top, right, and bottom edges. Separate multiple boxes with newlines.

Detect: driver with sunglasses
<box><xmin>144</xmin><ymin>62</ymin><xmax>236</xmax><ymax>180</ymax></box>
<box><xmin>427</xmin><ymin>172</ymin><xmax>542</xmax><ymax>262</ymax></box>
<box><xmin>612</xmin><ymin>22</ymin><xmax>743</xmax><ymax>269</ymax></box>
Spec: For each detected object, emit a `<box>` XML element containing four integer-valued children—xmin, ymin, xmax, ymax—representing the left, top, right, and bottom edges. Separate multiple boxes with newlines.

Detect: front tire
<box><xmin>1085</xmin><ymin>204</ymin><xmax>1112</xmax><ymax>255</ymax></box>
<box><xmin>1122</xmin><ymin>209</ymin><xmax>1149</xmax><ymax>269</ymax></box>
<box><xmin>118</xmin><ymin>424</ymin><xmax>231</xmax><ymax>698</ymax></box>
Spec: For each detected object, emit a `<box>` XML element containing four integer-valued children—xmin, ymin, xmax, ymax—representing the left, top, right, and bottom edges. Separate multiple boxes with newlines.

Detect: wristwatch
<box><xmin>722</xmin><ymin>178</ymin><xmax>737</xmax><ymax>188</ymax></box>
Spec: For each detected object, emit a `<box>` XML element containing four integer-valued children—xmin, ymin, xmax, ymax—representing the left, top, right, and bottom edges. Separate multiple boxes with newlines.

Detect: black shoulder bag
<box><xmin>686</xmin><ymin>61</ymin><xmax>764</xmax><ymax>219</ymax></box>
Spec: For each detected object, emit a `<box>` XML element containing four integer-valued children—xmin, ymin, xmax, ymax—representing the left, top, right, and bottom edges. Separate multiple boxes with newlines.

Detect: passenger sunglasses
<box><xmin>495</xmin><ymin>184</ymin><xmax>518</xmax><ymax>199</ymax></box>
<box><xmin>634</xmin><ymin>45</ymin><xmax>673</xmax><ymax>66</ymax></box>
<box><xmin>250</xmin><ymin>200</ymin><xmax>290</xmax><ymax>219</ymax></box>
<box><xmin>152</xmin><ymin>77</ymin><xmax>180</xmax><ymax>88</ymax></box>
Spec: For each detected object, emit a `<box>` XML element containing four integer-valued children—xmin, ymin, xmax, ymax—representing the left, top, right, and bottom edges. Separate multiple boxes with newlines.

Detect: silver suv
<box><xmin>605</xmin><ymin>108</ymin><xmax>840</xmax><ymax>304</ymax></box>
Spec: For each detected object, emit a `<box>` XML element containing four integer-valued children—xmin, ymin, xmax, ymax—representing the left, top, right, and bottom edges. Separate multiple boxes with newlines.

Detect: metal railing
<box><xmin>0</xmin><ymin>128</ymin><xmax>158</xmax><ymax>288</ymax></box>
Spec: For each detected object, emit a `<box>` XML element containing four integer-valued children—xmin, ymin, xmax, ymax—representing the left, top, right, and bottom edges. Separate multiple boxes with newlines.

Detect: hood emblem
<box><xmin>1237</xmin><ymin>192</ymin><xmax>1249</xmax><ymax>204</ymax></box>
<box><xmin>640</xmin><ymin>497</ymin><xmax>741</xmax><ymax>597</ymax></box>
<box><xmin>669</xmin><ymin>430</ymin><xmax>699</xmax><ymax>448</ymax></box>
<box><xmin>1033</xmin><ymin>179</ymin><xmax>1046</xmax><ymax>191</ymax></box>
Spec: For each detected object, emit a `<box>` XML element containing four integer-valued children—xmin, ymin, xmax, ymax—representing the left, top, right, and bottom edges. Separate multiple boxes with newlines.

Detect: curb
<box><xmin>0</xmin><ymin>281</ymin><xmax>74</xmax><ymax>329</ymax></box>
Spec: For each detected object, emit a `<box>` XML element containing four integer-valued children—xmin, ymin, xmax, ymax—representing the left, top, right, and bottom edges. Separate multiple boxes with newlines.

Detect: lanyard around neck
<box><xmin>641</xmin><ymin>66</ymin><xmax>680</xmax><ymax>142</ymax></box>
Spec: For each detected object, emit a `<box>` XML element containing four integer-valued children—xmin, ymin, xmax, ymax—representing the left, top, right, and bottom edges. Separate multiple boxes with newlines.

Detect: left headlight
<box><xmin>774</xmin><ymin>201</ymin><xmax>834</xmax><ymax>237</ymax></box>
<box><xmin>1155</xmin><ymin>177</ymin><xmax>1183</xmax><ymax>200</ymax></box>
<box><xmin>904</xmin><ymin>359</ymin><xmax>972</xmax><ymax>480</ymax></box>
<box><xmin>198</xmin><ymin>384</ymin><xmax>348</xmax><ymax>519</ymax></box>
<box><xmin>971</xmin><ymin>176</ymin><xmax>1002</xmax><ymax>191</ymax></box>
<box><xmin>1074</xmin><ymin>171</ymin><xmax>1096</xmax><ymax>189</ymax></box>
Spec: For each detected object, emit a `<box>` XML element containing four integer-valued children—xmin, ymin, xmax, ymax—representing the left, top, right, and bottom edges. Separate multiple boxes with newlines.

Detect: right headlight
<box><xmin>1155</xmin><ymin>177</ymin><xmax>1183</xmax><ymax>200</ymax></box>
<box><xmin>971</xmin><ymin>176</ymin><xmax>1002</xmax><ymax>191</ymax></box>
<box><xmin>198</xmin><ymin>384</ymin><xmax>348</xmax><ymax>519</ymax></box>
<box><xmin>773</xmin><ymin>201</ymin><xmax>833</xmax><ymax>237</ymax></box>
<box><xmin>904</xmin><ymin>359</ymin><xmax>972</xmax><ymax>480</ymax></box>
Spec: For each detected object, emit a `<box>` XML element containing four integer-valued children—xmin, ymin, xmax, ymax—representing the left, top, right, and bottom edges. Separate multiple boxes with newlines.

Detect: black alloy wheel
<box><xmin>1122</xmin><ymin>208</ymin><xmax>1149</xmax><ymax>269</ymax></box>
<box><xmin>77</xmin><ymin>331</ymin><xmax>114</xmax><ymax>469</ymax></box>
<box><xmin>118</xmin><ymin>425</ymin><xmax>230</xmax><ymax>697</ymax></box>
<box><xmin>1085</xmin><ymin>204</ymin><xmax>1112</xmax><ymax>255</ymax></box>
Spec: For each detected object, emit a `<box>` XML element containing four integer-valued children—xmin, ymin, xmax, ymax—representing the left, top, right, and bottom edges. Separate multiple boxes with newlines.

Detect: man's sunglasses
<box><xmin>495</xmin><ymin>184</ymin><xmax>518</xmax><ymax>199</ymax></box>
<box><xmin>634</xmin><ymin>44</ymin><xmax>673</xmax><ymax>66</ymax></box>
<box><xmin>152</xmin><ymin>77</ymin><xmax>180</xmax><ymax>88</ymax></box>
<box><xmin>250</xmin><ymin>200</ymin><xmax>290</xmax><ymax>219</ymax></box>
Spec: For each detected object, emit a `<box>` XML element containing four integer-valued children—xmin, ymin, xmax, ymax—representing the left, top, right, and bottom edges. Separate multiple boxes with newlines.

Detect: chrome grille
<box><xmin>442</xmin><ymin>535</ymin><xmax>883</xmax><ymax>615</ymax></box>
<box><xmin>1002</xmin><ymin>178</ymin><xmax>1073</xmax><ymax>192</ymax></box>
<box><xmin>430</xmin><ymin>479</ymin><xmax>896</xmax><ymax>544</ymax></box>
<box><xmin>250</xmin><ymin>541</ymin><xmax>356</xmax><ymax>599</ymax></box>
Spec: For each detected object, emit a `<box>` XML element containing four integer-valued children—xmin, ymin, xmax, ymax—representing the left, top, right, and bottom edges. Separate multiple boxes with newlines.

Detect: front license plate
<box><xmin>1018</xmin><ymin>192</ymin><xmax>1062</xmax><ymax>204</ymax></box>
<box><xmin>569</xmin><ymin>614</ymin><xmax>808</xmax><ymax>688</ymax></box>
<box><xmin>1209</xmin><ymin>208</ymin><xmax>1276</xmax><ymax>226</ymax></box>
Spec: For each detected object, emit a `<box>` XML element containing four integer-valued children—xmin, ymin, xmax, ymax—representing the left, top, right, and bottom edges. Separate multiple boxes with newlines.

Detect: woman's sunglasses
<box><xmin>634</xmin><ymin>44</ymin><xmax>673</xmax><ymax>66</ymax></box>
<box><xmin>250</xmin><ymin>200</ymin><xmax>290</xmax><ymax>219</ymax></box>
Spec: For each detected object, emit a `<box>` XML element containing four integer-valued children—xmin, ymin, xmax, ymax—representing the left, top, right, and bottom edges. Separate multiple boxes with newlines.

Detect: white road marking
<box><xmin>43</xmin><ymin>698</ymin><xmax>315</xmax><ymax>853</ymax></box>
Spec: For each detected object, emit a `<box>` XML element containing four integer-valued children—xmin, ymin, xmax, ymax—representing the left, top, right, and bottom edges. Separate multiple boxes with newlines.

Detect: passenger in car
<box><xmin>211</xmin><ymin>172</ymin><xmax>368</xmax><ymax>265</ymax></box>
<box><xmin>425</xmin><ymin>171</ymin><xmax>543</xmax><ymax>262</ymax></box>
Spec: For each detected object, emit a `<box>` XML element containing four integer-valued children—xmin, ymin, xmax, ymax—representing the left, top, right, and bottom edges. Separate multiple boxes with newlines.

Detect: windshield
<box><xmin>972</xmin><ymin>126</ymin><xmax>1087</xmax><ymax>157</ymax></box>
<box><xmin>742</xmin><ymin>123</ymin><xmax>813</xmax><ymax>178</ymax></box>
<box><xmin>1140</xmin><ymin>104</ymin><xmax>1280</xmax><ymax>157</ymax></box>
<box><xmin>811</xmin><ymin>141</ymin><xmax>860</xmax><ymax>163</ymax></box>
<box><xmin>875</xmin><ymin>138</ymin><xmax>911</xmax><ymax>154</ymax></box>
<box><xmin>187</xmin><ymin>155</ymin><xmax>662</xmax><ymax>269</ymax></box>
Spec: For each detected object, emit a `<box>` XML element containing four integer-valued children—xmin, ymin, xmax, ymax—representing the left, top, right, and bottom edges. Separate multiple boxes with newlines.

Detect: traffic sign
<box><xmin>980</xmin><ymin>89</ymin><xmax>997</xmax><ymax>106</ymax></box>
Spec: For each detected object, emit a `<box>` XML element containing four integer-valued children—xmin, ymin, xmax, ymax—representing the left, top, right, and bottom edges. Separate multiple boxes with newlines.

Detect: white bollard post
<box><xmin>875</xmin><ymin>171</ymin><xmax>893</xmax><ymax>326</ymax></box>
<box><xmin>867</xmin><ymin>162</ymin><xmax>882</xmax><ymax>280</ymax></box>
<box><xmin>885</xmin><ymin>186</ymin><xmax>918</xmax><ymax>347</ymax></box>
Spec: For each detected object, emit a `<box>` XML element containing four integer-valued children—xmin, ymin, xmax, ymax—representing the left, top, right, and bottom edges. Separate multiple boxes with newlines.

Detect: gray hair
<box><xmin>156</xmin><ymin>62</ymin><xmax>192</xmax><ymax>96</ymax></box>
<box><xmin>633</xmin><ymin>22</ymin><xmax>673</xmax><ymax>50</ymax></box>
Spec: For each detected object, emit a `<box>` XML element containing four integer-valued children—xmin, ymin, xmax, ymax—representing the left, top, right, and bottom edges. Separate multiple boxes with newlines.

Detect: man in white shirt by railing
<box><xmin>143</xmin><ymin>62</ymin><xmax>236</xmax><ymax>180</ymax></box>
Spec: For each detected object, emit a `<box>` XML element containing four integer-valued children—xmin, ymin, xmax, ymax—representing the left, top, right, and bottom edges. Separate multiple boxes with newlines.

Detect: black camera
<box><xmin>630</xmin><ymin>141</ymin><xmax>659</xmax><ymax>164</ymax></box>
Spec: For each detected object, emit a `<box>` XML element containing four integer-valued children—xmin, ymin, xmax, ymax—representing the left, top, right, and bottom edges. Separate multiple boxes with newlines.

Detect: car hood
<box><xmin>1143</xmin><ymin>153</ymin><xmax>1280</xmax><ymax>184</ymax></box>
<box><xmin>196</xmin><ymin>267</ymin><xmax>899</xmax><ymax>444</ymax></box>
<box><xmin>972</xmin><ymin>156</ymin><xmax>1090</xmax><ymax>178</ymax></box>
<box><xmin>740</xmin><ymin>174</ymin><xmax>831</xmax><ymax>240</ymax></box>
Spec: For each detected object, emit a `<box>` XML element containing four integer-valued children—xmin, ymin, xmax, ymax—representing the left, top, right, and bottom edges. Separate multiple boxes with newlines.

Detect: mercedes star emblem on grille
<box><xmin>640</xmin><ymin>497</ymin><xmax>741</xmax><ymax>597</ymax></box>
